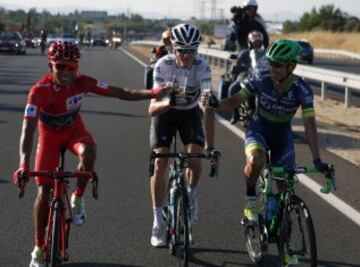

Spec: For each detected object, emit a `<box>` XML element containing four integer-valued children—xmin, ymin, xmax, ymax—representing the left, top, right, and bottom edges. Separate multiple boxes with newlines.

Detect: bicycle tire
<box><xmin>50</xmin><ymin>201</ymin><xmax>62</xmax><ymax>267</ymax></box>
<box><xmin>173</xmin><ymin>189</ymin><xmax>190</xmax><ymax>267</ymax></box>
<box><xmin>244</xmin><ymin>223</ymin><xmax>267</xmax><ymax>264</ymax></box>
<box><xmin>278</xmin><ymin>195</ymin><xmax>317</xmax><ymax>267</ymax></box>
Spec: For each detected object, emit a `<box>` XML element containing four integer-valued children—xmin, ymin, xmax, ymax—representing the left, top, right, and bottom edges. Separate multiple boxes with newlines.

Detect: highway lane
<box><xmin>1</xmin><ymin>48</ymin><xmax>359</xmax><ymax>266</ymax></box>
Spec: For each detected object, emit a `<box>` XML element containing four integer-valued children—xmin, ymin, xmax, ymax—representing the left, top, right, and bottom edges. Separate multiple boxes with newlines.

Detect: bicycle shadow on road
<box><xmin>316</xmin><ymin>259</ymin><xmax>360</xmax><ymax>267</ymax></box>
<box><xmin>188</xmin><ymin>247</ymin><xmax>280</xmax><ymax>267</ymax></box>
<box><xmin>63</xmin><ymin>263</ymin><xmax>144</xmax><ymax>267</ymax></box>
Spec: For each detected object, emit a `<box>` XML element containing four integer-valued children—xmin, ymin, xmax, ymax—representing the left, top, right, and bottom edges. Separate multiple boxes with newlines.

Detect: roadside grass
<box><xmin>271</xmin><ymin>31</ymin><xmax>360</xmax><ymax>53</ymax></box>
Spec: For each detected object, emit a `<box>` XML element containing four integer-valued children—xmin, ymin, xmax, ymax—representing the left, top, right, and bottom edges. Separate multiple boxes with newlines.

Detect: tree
<box><xmin>282</xmin><ymin>4</ymin><xmax>358</xmax><ymax>32</ymax></box>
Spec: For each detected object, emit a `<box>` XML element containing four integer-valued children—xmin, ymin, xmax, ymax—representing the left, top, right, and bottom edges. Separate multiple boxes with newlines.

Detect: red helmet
<box><xmin>48</xmin><ymin>41</ymin><xmax>80</xmax><ymax>62</ymax></box>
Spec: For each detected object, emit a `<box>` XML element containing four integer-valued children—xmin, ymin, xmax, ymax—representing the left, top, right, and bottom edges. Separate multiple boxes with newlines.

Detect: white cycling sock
<box><xmin>187</xmin><ymin>186</ymin><xmax>197</xmax><ymax>202</ymax></box>
<box><xmin>153</xmin><ymin>207</ymin><xmax>164</xmax><ymax>227</ymax></box>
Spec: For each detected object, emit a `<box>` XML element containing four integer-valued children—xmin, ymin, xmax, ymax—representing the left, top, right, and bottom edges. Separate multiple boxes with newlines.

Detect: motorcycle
<box><xmin>217</xmin><ymin>48</ymin><xmax>267</xmax><ymax>127</ymax></box>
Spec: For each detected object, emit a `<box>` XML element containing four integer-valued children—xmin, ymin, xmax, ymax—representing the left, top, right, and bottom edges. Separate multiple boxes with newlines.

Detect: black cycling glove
<box><xmin>313</xmin><ymin>158</ymin><xmax>329</xmax><ymax>173</ymax></box>
<box><xmin>208</xmin><ymin>95</ymin><xmax>220</xmax><ymax>109</ymax></box>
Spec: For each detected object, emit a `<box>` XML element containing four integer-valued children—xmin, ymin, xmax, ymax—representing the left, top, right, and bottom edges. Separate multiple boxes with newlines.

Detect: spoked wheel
<box><xmin>244</xmin><ymin>222</ymin><xmax>267</xmax><ymax>264</ymax></box>
<box><xmin>50</xmin><ymin>201</ymin><xmax>62</xmax><ymax>267</ymax></box>
<box><xmin>173</xmin><ymin>192</ymin><xmax>189</xmax><ymax>267</ymax></box>
<box><xmin>279</xmin><ymin>196</ymin><xmax>317</xmax><ymax>267</ymax></box>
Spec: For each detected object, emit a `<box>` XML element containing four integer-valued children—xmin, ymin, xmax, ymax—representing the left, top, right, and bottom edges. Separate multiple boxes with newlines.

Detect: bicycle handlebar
<box><xmin>28</xmin><ymin>170</ymin><xmax>93</xmax><ymax>179</ymax></box>
<box><xmin>270</xmin><ymin>165</ymin><xmax>336</xmax><ymax>194</ymax></box>
<box><xmin>149</xmin><ymin>150</ymin><xmax>221</xmax><ymax>177</ymax></box>
<box><xmin>17</xmin><ymin>170</ymin><xmax>99</xmax><ymax>199</ymax></box>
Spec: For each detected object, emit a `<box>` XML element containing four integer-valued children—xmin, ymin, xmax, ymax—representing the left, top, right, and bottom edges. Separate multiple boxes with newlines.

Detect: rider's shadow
<box><xmin>63</xmin><ymin>263</ymin><xmax>144</xmax><ymax>267</ymax></box>
<box><xmin>189</xmin><ymin>248</ymin><xmax>360</xmax><ymax>267</ymax></box>
<box><xmin>188</xmin><ymin>247</ymin><xmax>279</xmax><ymax>267</ymax></box>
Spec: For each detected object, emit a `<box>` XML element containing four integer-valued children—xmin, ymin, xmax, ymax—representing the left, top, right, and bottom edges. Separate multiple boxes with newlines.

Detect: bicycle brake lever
<box><xmin>18</xmin><ymin>184</ymin><xmax>25</xmax><ymax>199</ymax></box>
<box><xmin>17</xmin><ymin>172</ymin><xmax>28</xmax><ymax>199</ymax></box>
<box><xmin>91</xmin><ymin>172</ymin><xmax>99</xmax><ymax>199</ymax></box>
<box><xmin>320</xmin><ymin>177</ymin><xmax>336</xmax><ymax>194</ymax></box>
<box><xmin>320</xmin><ymin>166</ymin><xmax>336</xmax><ymax>194</ymax></box>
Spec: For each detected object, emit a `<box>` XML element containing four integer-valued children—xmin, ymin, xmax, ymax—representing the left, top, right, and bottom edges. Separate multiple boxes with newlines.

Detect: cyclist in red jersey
<box><xmin>12</xmin><ymin>41</ymin><xmax>167</xmax><ymax>267</ymax></box>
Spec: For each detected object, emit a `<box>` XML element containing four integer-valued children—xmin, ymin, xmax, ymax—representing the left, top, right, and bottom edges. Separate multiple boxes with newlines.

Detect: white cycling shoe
<box><xmin>151</xmin><ymin>224</ymin><xmax>167</xmax><ymax>247</ymax></box>
<box><xmin>29</xmin><ymin>246</ymin><xmax>46</xmax><ymax>267</ymax></box>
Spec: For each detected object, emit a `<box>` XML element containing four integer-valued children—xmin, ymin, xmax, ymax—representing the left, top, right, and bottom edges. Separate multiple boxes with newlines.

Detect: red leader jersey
<box><xmin>24</xmin><ymin>73</ymin><xmax>112</xmax><ymax>127</ymax></box>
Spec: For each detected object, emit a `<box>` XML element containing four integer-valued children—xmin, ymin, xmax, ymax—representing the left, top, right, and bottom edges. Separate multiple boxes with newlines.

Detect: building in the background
<box><xmin>80</xmin><ymin>11</ymin><xmax>108</xmax><ymax>20</ymax></box>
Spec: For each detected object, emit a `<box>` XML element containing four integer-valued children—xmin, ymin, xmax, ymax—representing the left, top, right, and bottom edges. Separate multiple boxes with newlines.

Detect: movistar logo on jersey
<box><xmin>66</xmin><ymin>93</ymin><xmax>85</xmax><ymax>111</ymax></box>
<box><xmin>96</xmin><ymin>80</ymin><xmax>109</xmax><ymax>89</ymax></box>
<box><xmin>24</xmin><ymin>104</ymin><xmax>37</xmax><ymax>118</ymax></box>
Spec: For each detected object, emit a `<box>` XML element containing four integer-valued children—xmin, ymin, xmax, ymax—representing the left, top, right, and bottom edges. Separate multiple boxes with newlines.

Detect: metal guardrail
<box><xmin>315</xmin><ymin>48</ymin><xmax>360</xmax><ymax>62</ymax></box>
<box><xmin>131</xmin><ymin>40</ymin><xmax>360</xmax><ymax>107</ymax></box>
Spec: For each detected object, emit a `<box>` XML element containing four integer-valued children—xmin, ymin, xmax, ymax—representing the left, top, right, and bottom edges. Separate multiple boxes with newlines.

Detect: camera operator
<box><xmin>228</xmin><ymin>0</ymin><xmax>269</xmax><ymax>50</ymax></box>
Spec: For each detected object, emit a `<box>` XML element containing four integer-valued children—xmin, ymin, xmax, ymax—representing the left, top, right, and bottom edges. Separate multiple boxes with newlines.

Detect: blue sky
<box><xmin>1</xmin><ymin>0</ymin><xmax>359</xmax><ymax>20</ymax></box>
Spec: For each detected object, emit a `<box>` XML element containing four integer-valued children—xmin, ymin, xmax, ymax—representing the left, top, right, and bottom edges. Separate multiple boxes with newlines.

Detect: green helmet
<box><xmin>266</xmin><ymin>39</ymin><xmax>300</xmax><ymax>63</ymax></box>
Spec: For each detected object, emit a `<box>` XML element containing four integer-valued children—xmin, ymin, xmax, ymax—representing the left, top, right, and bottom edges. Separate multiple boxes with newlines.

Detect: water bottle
<box><xmin>265</xmin><ymin>195</ymin><xmax>277</xmax><ymax>222</ymax></box>
<box><xmin>168</xmin><ymin>186</ymin><xmax>176</xmax><ymax>227</ymax></box>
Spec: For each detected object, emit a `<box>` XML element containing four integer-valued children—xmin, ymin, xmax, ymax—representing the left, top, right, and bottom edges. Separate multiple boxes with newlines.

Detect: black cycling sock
<box><xmin>246</xmin><ymin>181</ymin><xmax>256</xmax><ymax>196</ymax></box>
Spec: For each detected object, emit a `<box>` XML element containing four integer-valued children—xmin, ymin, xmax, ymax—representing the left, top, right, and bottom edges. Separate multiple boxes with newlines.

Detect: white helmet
<box><xmin>242</xmin><ymin>0</ymin><xmax>258</xmax><ymax>8</ymax></box>
<box><xmin>171</xmin><ymin>23</ymin><xmax>202</xmax><ymax>49</ymax></box>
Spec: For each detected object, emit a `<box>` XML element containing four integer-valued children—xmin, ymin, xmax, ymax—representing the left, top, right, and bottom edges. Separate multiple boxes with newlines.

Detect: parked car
<box><xmin>92</xmin><ymin>38</ymin><xmax>107</xmax><ymax>47</ymax></box>
<box><xmin>296</xmin><ymin>40</ymin><xmax>314</xmax><ymax>64</ymax></box>
<box><xmin>0</xmin><ymin>31</ymin><xmax>26</xmax><ymax>54</ymax></box>
<box><xmin>22</xmin><ymin>32</ymin><xmax>37</xmax><ymax>48</ymax></box>
<box><xmin>58</xmin><ymin>33</ymin><xmax>78</xmax><ymax>44</ymax></box>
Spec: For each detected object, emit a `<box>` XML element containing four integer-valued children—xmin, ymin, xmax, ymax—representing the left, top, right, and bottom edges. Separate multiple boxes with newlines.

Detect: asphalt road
<box><xmin>1</xmin><ymin>48</ymin><xmax>359</xmax><ymax>267</ymax></box>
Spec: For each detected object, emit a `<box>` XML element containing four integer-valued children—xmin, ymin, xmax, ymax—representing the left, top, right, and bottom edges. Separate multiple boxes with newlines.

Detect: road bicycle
<box><xmin>241</xmin><ymin>163</ymin><xmax>336</xmax><ymax>266</ymax></box>
<box><xmin>16</xmin><ymin>148</ymin><xmax>98</xmax><ymax>267</ymax></box>
<box><xmin>149</xmin><ymin>137</ymin><xmax>220</xmax><ymax>267</ymax></box>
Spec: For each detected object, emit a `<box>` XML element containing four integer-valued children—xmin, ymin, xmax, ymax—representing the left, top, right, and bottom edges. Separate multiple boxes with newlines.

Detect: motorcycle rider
<box><xmin>228</xmin><ymin>0</ymin><xmax>269</xmax><ymax>50</ymax></box>
<box><xmin>145</xmin><ymin>28</ymin><xmax>173</xmax><ymax>89</ymax></box>
<box><xmin>229</xmin><ymin>30</ymin><xmax>267</xmax><ymax>124</ymax></box>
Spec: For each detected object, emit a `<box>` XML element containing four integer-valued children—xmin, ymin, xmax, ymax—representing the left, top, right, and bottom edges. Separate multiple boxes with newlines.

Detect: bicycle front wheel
<box><xmin>279</xmin><ymin>195</ymin><xmax>317</xmax><ymax>267</ymax></box>
<box><xmin>173</xmin><ymin>190</ymin><xmax>190</xmax><ymax>267</ymax></box>
<box><xmin>50</xmin><ymin>201</ymin><xmax>62</xmax><ymax>267</ymax></box>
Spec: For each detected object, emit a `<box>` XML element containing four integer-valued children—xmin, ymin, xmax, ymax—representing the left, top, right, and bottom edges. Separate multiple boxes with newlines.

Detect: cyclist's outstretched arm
<box><xmin>108</xmin><ymin>85</ymin><xmax>165</xmax><ymax>101</ymax></box>
<box><xmin>148</xmin><ymin>98</ymin><xmax>172</xmax><ymax>116</ymax></box>
<box><xmin>303</xmin><ymin>116</ymin><xmax>321</xmax><ymax>161</ymax></box>
<box><xmin>19</xmin><ymin>119</ymin><xmax>37</xmax><ymax>166</ymax></box>
<box><xmin>217</xmin><ymin>92</ymin><xmax>245</xmax><ymax>112</ymax></box>
<box><xmin>202</xmin><ymin>105</ymin><xmax>215</xmax><ymax>149</ymax></box>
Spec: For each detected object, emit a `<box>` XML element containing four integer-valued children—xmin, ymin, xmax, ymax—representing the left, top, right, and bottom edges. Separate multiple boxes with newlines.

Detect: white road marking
<box><xmin>122</xmin><ymin>48</ymin><xmax>360</xmax><ymax>228</ymax></box>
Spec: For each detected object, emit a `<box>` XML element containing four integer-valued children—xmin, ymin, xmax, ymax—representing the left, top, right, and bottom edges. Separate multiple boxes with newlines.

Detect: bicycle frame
<box><xmin>264</xmin><ymin>165</ymin><xmax>335</xmax><ymax>237</ymax></box>
<box><xmin>242</xmin><ymin>162</ymin><xmax>335</xmax><ymax>265</ymax></box>
<box><xmin>149</xmin><ymin>133</ymin><xmax>220</xmax><ymax>266</ymax></box>
<box><xmin>23</xmin><ymin>149</ymin><xmax>97</xmax><ymax>266</ymax></box>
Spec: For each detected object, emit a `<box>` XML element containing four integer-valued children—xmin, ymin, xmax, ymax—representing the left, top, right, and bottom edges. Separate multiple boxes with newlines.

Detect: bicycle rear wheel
<box><xmin>50</xmin><ymin>201</ymin><xmax>62</xmax><ymax>267</ymax></box>
<box><xmin>173</xmin><ymin>190</ymin><xmax>190</xmax><ymax>267</ymax></box>
<box><xmin>279</xmin><ymin>195</ymin><xmax>317</xmax><ymax>267</ymax></box>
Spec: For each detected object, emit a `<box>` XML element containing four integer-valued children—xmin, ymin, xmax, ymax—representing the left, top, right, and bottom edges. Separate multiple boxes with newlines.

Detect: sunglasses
<box><xmin>268</xmin><ymin>60</ymin><xmax>287</xmax><ymax>68</ymax></box>
<box><xmin>53</xmin><ymin>63</ymin><xmax>78</xmax><ymax>71</ymax></box>
<box><xmin>176</xmin><ymin>48</ymin><xmax>197</xmax><ymax>55</ymax></box>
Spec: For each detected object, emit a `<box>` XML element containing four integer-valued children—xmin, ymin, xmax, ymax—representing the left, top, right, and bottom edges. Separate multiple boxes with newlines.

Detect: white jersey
<box><xmin>153</xmin><ymin>54</ymin><xmax>212</xmax><ymax>110</ymax></box>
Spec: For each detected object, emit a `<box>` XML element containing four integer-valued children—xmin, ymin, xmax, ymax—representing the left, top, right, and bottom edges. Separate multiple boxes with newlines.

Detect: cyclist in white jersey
<box><xmin>148</xmin><ymin>23</ymin><xmax>215</xmax><ymax>247</ymax></box>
